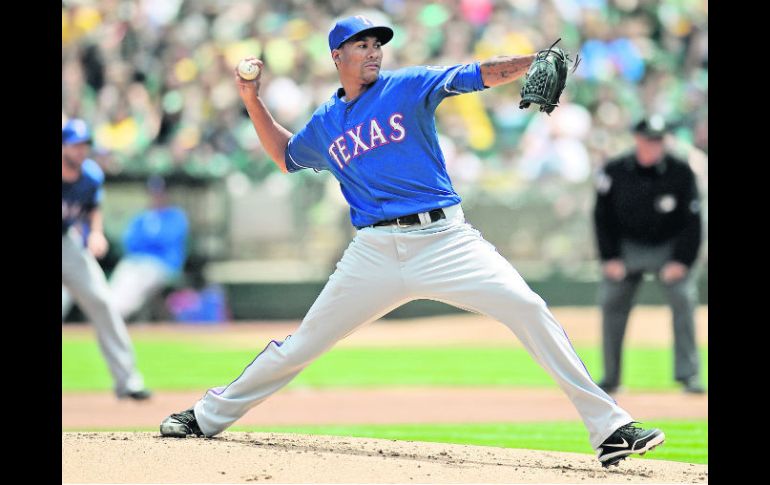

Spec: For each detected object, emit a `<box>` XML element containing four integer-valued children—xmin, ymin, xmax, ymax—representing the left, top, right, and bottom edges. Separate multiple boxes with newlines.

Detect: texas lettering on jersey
<box><xmin>327</xmin><ymin>113</ymin><xmax>406</xmax><ymax>169</ymax></box>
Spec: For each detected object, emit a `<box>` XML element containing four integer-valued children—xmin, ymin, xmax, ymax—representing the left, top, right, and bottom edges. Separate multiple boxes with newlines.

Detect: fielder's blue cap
<box><xmin>328</xmin><ymin>15</ymin><xmax>394</xmax><ymax>51</ymax></box>
<box><xmin>62</xmin><ymin>118</ymin><xmax>92</xmax><ymax>145</ymax></box>
<box><xmin>146</xmin><ymin>175</ymin><xmax>167</xmax><ymax>194</ymax></box>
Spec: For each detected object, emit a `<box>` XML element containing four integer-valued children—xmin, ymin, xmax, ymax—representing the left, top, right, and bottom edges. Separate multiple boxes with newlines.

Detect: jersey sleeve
<box><xmin>284</xmin><ymin>121</ymin><xmax>328</xmax><ymax>173</ymax></box>
<box><xmin>93</xmin><ymin>185</ymin><xmax>105</xmax><ymax>206</ymax></box>
<box><xmin>405</xmin><ymin>63</ymin><xmax>487</xmax><ymax>111</ymax></box>
<box><xmin>82</xmin><ymin>159</ymin><xmax>105</xmax><ymax>211</ymax></box>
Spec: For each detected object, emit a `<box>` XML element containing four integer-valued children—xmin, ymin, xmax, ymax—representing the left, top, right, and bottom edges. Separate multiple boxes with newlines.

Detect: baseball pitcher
<box><xmin>160</xmin><ymin>16</ymin><xmax>663</xmax><ymax>468</ymax></box>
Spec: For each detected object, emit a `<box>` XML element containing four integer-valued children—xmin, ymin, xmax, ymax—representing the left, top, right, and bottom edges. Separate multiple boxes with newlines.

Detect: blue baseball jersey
<box><xmin>123</xmin><ymin>206</ymin><xmax>189</xmax><ymax>273</ymax></box>
<box><xmin>285</xmin><ymin>63</ymin><xmax>487</xmax><ymax>228</ymax></box>
<box><xmin>62</xmin><ymin>159</ymin><xmax>104</xmax><ymax>235</ymax></box>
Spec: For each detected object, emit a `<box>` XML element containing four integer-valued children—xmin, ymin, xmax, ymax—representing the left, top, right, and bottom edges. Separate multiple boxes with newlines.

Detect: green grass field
<box><xmin>62</xmin><ymin>336</ymin><xmax>708</xmax><ymax>392</ymax></box>
<box><xmin>233</xmin><ymin>419</ymin><xmax>707</xmax><ymax>464</ymax></box>
<box><xmin>85</xmin><ymin>419</ymin><xmax>707</xmax><ymax>465</ymax></box>
<box><xmin>62</xmin><ymin>333</ymin><xmax>708</xmax><ymax>464</ymax></box>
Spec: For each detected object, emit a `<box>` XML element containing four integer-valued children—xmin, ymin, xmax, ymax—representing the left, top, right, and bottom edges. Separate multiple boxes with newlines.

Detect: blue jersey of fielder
<box><xmin>123</xmin><ymin>207</ymin><xmax>189</xmax><ymax>274</ymax></box>
<box><xmin>62</xmin><ymin>159</ymin><xmax>104</xmax><ymax>235</ymax></box>
<box><xmin>285</xmin><ymin>63</ymin><xmax>487</xmax><ymax>228</ymax></box>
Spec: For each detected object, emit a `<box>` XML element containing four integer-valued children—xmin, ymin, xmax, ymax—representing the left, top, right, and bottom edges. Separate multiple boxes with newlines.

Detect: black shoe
<box><xmin>680</xmin><ymin>376</ymin><xmax>706</xmax><ymax>394</ymax></box>
<box><xmin>118</xmin><ymin>389</ymin><xmax>152</xmax><ymax>401</ymax></box>
<box><xmin>596</xmin><ymin>422</ymin><xmax>665</xmax><ymax>468</ymax></box>
<box><xmin>160</xmin><ymin>408</ymin><xmax>204</xmax><ymax>437</ymax></box>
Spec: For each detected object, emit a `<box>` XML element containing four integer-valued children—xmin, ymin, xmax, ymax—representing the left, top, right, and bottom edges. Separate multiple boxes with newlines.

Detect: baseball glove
<box><xmin>519</xmin><ymin>39</ymin><xmax>580</xmax><ymax>115</ymax></box>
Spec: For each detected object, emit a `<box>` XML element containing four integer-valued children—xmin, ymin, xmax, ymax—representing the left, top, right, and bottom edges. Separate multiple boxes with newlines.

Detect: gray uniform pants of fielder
<box><xmin>61</xmin><ymin>229</ymin><xmax>146</xmax><ymax>395</ymax></box>
<box><xmin>193</xmin><ymin>205</ymin><xmax>632</xmax><ymax>449</ymax></box>
<box><xmin>63</xmin><ymin>256</ymin><xmax>171</xmax><ymax>320</ymax></box>
<box><xmin>599</xmin><ymin>240</ymin><xmax>701</xmax><ymax>387</ymax></box>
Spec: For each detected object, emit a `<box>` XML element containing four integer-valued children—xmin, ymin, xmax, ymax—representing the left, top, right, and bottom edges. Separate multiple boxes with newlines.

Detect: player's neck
<box><xmin>340</xmin><ymin>79</ymin><xmax>372</xmax><ymax>103</ymax></box>
<box><xmin>62</xmin><ymin>161</ymin><xmax>81</xmax><ymax>182</ymax></box>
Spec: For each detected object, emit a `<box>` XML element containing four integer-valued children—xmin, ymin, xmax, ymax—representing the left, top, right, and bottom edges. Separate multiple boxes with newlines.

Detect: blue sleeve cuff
<box><xmin>285</xmin><ymin>136</ymin><xmax>325</xmax><ymax>173</ymax></box>
<box><xmin>445</xmin><ymin>62</ymin><xmax>487</xmax><ymax>94</ymax></box>
<box><xmin>472</xmin><ymin>61</ymin><xmax>487</xmax><ymax>91</ymax></box>
<box><xmin>284</xmin><ymin>139</ymin><xmax>305</xmax><ymax>173</ymax></box>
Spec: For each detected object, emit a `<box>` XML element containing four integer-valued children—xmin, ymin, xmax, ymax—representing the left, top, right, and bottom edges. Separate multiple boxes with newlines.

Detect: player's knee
<box><xmin>80</xmin><ymin>299</ymin><xmax>115</xmax><ymax>322</ymax></box>
<box><xmin>599</xmin><ymin>289</ymin><xmax>632</xmax><ymax>311</ymax></box>
<box><xmin>507</xmin><ymin>289</ymin><xmax>548</xmax><ymax>315</ymax></box>
<box><xmin>114</xmin><ymin>299</ymin><xmax>139</xmax><ymax>318</ymax></box>
<box><xmin>664</xmin><ymin>287</ymin><xmax>697</xmax><ymax>309</ymax></box>
<box><xmin>600</xmin><ymin>298</ymin><xmax>630</xmax><ymax>313</ymax></box>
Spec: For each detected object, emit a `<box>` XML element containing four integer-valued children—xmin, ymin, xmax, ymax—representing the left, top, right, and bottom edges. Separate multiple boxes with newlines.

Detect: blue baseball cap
<box><xmin>146</xmin><ymin>175</ymin><xmax>167</xmax><ymax>194</ymax></box>
<box><xmin>328</xmin><ymin>15</ymin><xmax>394</xmax><ymax>51</ymax></box>
<box><xmin>62</xmin><ymin>118</ymin><xmax>92</xmax><ymax>145</ymax></box>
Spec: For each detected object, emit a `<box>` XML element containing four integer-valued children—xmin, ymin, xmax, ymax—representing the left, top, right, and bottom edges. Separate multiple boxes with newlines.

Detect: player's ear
<box><xmin>331</xmin><ymin>50</ymin><xmax>341</xmax><ymax>70</ymax></box>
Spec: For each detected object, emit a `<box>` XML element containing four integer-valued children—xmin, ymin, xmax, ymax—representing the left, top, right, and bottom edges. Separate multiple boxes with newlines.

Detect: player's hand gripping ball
<box><xmin>237</xmin><ymin>59</ymin><xmax>261</xmax><ymax>81</ymax></box>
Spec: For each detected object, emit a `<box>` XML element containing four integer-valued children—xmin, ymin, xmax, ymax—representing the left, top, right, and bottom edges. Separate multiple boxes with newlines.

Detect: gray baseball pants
<box><xmin>599</xmin><ymin>240</ymin><xmax>701</xmax><ymax>387</ymax></box>
<box><xmin>193</xmin><ymin>205</ymin><xmax>633</xmax><ymax>448</ymax></box>
<box><xmin>61</xmin><ymin>229</ymin><xmax>146</xmax><ymax>395</ymax></box>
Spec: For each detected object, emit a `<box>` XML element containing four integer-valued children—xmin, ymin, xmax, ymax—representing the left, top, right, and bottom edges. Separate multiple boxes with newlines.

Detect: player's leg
<box><xmin>187</xmin><ymin>230</ymin><xmax>411</xmax><ymax>437</ymax></box>
<box><xmin>108</xmin><ymin>258</ymin><xmax>170</xmax><ymax>320</ymax></box>
<box><xmin>62</xmin><ymin>285</ymin><xmax>74</xmax><ymax>320</ymax></box>
<box><xmin>598</xmin><ymin>272</ymin><xmax>642</xmax><ymax>391</ymax></box>
<box><xmin>407</xmin><ymin>215</ymin><xmax>634</xmax><ymax>450</ymax></box>
<box><xmin>658</xmin><ymin>270</ymin><xmax>702</xmax><ymax>391</ymax></box>
<box><xmin>61</xmin><ymin>233</ymin><xmax>146</xmax><ymax>396</ymax></box>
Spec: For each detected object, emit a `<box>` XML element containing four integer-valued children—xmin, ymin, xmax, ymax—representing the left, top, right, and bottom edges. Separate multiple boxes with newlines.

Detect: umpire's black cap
<box><xmin>633</xmin><ymin>114</ymin><xmax>669</xmax><ymax>140</ymax></box>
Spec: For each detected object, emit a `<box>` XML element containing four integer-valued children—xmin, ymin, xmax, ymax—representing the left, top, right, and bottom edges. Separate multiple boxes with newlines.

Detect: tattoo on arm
<box><xmin>480</xmin><ymin>54</ymin><xmax>537</xmax><ymax>88</ymax></box>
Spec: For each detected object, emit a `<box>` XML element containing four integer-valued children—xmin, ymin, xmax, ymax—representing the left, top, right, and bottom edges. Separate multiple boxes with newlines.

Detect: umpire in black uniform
<box><xmin>593</xmin><ymin>115</ymin><xmax>705</xmax><ymax>394</ymax></box>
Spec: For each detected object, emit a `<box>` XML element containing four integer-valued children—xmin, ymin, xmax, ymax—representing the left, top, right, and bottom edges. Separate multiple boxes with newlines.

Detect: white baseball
<box><xmin>238</xmin><ymin>59</ymin><xmax>261</xmax><ymax>80</ymax></box>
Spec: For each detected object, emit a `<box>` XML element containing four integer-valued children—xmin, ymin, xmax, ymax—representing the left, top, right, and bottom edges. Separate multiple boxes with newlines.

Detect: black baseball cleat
<box><xmin>160</xmin><ymin>408</ymin><xmax>205</xmax><ymax>438</ymax></box>
<box><xmin>596</xmin><ymin>422</ymin><xmax>665</xmax><ymax>468</ymax></box>
<box><xmin>118</xmin><ymin>389</ymin><xmax>152</xmax><ymax>401</ymax></box>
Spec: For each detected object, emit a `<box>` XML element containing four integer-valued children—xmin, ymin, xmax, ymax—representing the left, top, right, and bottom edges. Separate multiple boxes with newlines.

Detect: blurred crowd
<box><xmin>62</xmin><ymin>0</ymin><xmax>707</xmax><ymax>270</ymax></box>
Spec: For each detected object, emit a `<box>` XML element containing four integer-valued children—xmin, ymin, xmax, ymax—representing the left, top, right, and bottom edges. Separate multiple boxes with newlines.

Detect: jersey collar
<box><xmin>334</xmin><ymin>76</ymin><xmax>382</xmax><ymax>107</ymax></box>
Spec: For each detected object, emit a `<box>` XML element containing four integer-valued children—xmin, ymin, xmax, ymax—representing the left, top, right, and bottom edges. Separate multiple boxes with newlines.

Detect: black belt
<box><xmin>365</xmin><ymin>208</ymin><xmax>446</xmax><ymax>229</ymax></box>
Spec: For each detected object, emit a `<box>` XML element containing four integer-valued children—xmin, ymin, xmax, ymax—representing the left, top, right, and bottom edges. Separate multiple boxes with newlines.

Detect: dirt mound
<box><xmin>62</xmin><ymin>432</ymin><xmax>707</xmax><ymax>484</ymax></box>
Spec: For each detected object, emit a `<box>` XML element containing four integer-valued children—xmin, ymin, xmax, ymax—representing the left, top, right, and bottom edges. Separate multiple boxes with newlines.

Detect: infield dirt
<box><xmin>63</xmin><ymin>432</ymin><xmax>707</xmax><ymax>484</ymax></box>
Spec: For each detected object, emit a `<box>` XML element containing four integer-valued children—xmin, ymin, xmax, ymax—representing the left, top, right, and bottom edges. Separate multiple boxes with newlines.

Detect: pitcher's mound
<box><xmin>62</xmin><ymin>432</ymin><xmax>707</xmax><ymax>483</ymax></box>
